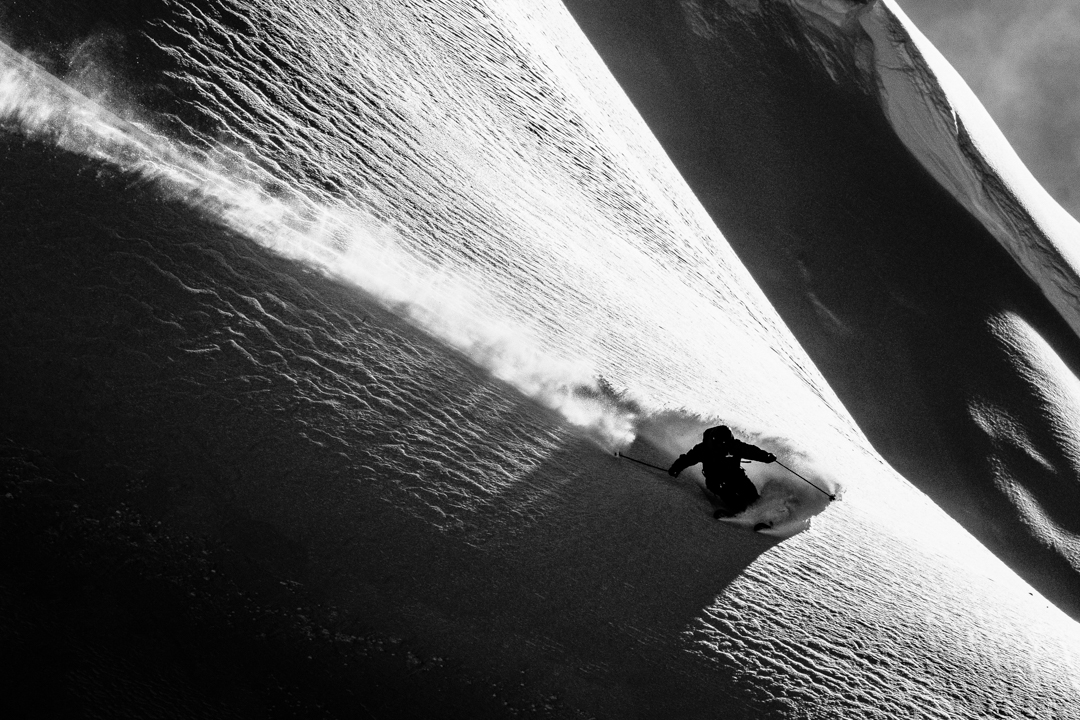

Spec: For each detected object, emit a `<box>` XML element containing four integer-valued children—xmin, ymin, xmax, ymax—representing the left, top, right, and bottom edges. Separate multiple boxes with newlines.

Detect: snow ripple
<box><xmin>689</xmin><ymin>502</ymin><xmax>1080</xmax><ymax>718</ymax></box>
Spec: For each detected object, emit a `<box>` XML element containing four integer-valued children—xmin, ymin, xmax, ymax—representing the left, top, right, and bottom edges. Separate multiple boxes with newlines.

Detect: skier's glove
<box><xmin>765</xmin><ymin>453</ymin><xmax>777</xmax><ymax>463</ymax></box>
<box><xmin>668</xmin><ymin>467</ymin><xmax>680</xmax><ymax>478</ymax></box>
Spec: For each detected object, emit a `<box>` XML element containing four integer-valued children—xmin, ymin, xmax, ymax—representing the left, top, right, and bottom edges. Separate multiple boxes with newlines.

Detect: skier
<box><xmin>668</xmin><ymin>425</ymin><xmax>776</xmax><ymax>517</ymax></box>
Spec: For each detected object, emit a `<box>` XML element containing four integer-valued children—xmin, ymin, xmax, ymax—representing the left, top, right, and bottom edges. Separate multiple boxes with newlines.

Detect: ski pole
<box><xmin>614</xmin><ymin>452</ymin><xmax>668</xmax><ymax>473</ymax></box>
<box><xmin>775</xmin><ymin>460</ymin><xmax>836</xmax><ymax>501</ymax></box>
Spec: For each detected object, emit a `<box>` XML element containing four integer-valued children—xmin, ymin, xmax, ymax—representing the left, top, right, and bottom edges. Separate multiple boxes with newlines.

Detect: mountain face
<box><xmin>563</xmin><ymin>0</ymin><xmax>1080</xmax><ymax>620</ymax></box>
<box><xmin>2</xmin><ymin>0</ymin><xmax>1080</xmax><ymax>717</ymax></box>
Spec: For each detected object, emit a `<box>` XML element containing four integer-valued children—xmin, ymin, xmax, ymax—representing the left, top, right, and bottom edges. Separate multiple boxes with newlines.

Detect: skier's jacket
<box><xmin>669</xmin><ymin>430</ymin><xmax>774</xmax><ymax>509</ymax></box>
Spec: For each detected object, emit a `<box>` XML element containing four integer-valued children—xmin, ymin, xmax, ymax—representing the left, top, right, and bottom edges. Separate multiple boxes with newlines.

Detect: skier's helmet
<box><xmin>703</xmin><ymin>425</ymin><xmax>734</xmax><ymax>443</ymax></box>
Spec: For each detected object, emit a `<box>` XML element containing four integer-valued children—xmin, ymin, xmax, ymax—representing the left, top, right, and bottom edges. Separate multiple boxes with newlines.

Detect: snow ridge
<box><xmin>773</xmin><ymin>0</ymin><xmax>1080</xmax><ymax>345</ymax></box>
<box><xmin>862</xmin><ymin>0</ymin><xmax>1080</xmax><ymax>341</ymax></box>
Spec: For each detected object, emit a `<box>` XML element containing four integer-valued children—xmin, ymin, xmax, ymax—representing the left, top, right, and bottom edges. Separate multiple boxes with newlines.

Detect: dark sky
<box><xmin>895</xmin><ymin>0</ymin><xmax>1080</xmax><ymax>222</ymax></box>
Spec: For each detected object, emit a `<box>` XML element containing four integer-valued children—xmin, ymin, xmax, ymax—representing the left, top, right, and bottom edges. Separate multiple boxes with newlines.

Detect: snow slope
<box><xmin>3</xmin><ymin>0</ymin><xmax>1080</xmax><ymax>716</ymax></box>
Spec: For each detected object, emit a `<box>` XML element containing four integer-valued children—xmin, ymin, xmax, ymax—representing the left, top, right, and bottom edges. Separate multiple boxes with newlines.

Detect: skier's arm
<box><xmin>735</xmin><ymin>440</ymin><xmax>776</xmax><ymax>464</ymax></box>
<box><xmin>668</xmin><ymin>443</ymin><xmax>705</xmax><ymax>477</ymax></box>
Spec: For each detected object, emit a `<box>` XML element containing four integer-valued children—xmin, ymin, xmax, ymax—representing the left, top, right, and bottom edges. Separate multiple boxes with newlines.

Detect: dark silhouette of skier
<box><xmin>668</xmin><ymin>425</ymin><xmax>775</xmax><ymax>517</ymax></box>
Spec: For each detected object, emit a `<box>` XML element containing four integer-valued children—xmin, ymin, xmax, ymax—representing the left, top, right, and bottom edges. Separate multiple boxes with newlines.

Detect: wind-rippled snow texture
<box><xmin>691</xmin><ymin>501</ymin><xmax>1080</xmax><ymax>718</ymax></box>
<box><xmin>133</xmin><ymin>0</ymin><xmax>840</xmax><ymax>432</ymax></box>
<box><xmin>1</xmin><ymin>0</ymin><xmax>853</xmax><ymax>455</ymax></box>
<box><xmin>1</xmin><ymin>0</ymin><xmax>848</xmax><ymax>531</ymax></box>
<box><xmin>0</xmin><ymin>145</ymin><xmax>573</xmax><ymax>533</ymax></box>
<box><xmin>8</xmin><ymin>126</ymin><xmax>1080</xmax><ymax>718</ymax></box>
<box><xmin>0</xmin><ymin>39</ymin><xmax>639</xmax><ymax>452</ymax></box>
<box><xmin>5</xmin><ymin>0</ymin><xmax>1080</xmax><ymax>716</ymax></box>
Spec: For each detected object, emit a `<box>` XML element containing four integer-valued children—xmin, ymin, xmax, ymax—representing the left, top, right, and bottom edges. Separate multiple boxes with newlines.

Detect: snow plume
<box><xmin>741</xmin><ymin>432</ymin><xmax>842</xmax><ymax>536</ymax></box>
<box><xmin>0</xmin><ymin>41</ymin><xmax>640</xmax><ymax>449</ymax></box>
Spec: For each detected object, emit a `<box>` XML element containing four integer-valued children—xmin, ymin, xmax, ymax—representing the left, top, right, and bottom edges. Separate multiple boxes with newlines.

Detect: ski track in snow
<box><xmin>4</xmin><ymin>0</ymin><xmax>1080</xmax><ymax>716</ymax></box>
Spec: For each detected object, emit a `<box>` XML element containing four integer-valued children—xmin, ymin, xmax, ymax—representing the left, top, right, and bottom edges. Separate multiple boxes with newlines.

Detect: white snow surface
<box><xmin>4</xmin><ymin>0</ymin><xmax>1080</xmax><ymax>716</ymax></box>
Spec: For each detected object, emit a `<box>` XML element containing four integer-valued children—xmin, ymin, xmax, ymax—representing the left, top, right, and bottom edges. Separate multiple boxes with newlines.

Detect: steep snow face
<box><xmin>561</xmin><ymin>0</ymin><xmax>1080</xmax><ymax>618</ymax></box>
<box><xmin>4</xmin><ymin>0</ymin><xmax>1080</xmax><ymax>716</ymax></box>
